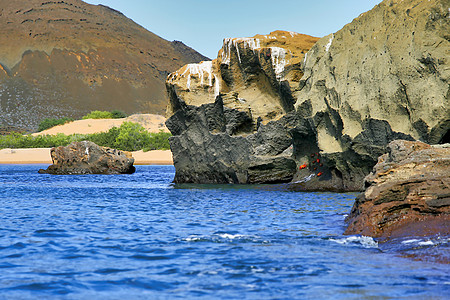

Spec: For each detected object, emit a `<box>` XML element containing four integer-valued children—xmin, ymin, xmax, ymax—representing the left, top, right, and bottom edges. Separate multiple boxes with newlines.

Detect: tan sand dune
<box><xmin>34</xmin><ymin>114</ymin><xmax>169</xmax><ymax>136</ymax></box>
<box><xmin>0</xmin><ymin>148</ymin><xmax>173</xmax><ymax>165</ymax></box>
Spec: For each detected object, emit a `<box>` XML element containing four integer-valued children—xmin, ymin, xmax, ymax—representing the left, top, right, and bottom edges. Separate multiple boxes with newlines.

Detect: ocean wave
<box><xmin>329</xmin><ymin>236</ymin><xmax>379</xmax><ymax>249</ymax></box>
<box><xmin>401</xmin><ymin>237</ymin><xmax>449</xmax><ymax>247</ymax></box>
<box><xmin>182</xmin><ymin>233</ymin><xmax>264</xmax><ymax>243</ymax></box>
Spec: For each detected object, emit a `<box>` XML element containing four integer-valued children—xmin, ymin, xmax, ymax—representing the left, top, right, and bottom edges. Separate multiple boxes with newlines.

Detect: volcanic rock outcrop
<box><xmin>166</xmin><ymin>31</ymin><xmax>319</xmax><ymax>184</ymax></box>
<box><xmin>38</xmin><ymin>141</ymin><xmax>135</xmax><ymax>175</ymax></box>
<box><xmin>345</xmin><ymin>140</ymin><xmax>450</xmax><ymax>240</ymax></box>
<box><xmin>165</xmin><ymin>0</ymin><xmax>449</xmax><ymax>190</ymax></box>
<box><xmin>0</xmin><ymin>0</ymin><xmax>208</xmax><ymax>131</ymax></box>
<box><xmin>167</xmin><ymin>30</ymin><xmax>319</xmax><ymax>122</ymax></box>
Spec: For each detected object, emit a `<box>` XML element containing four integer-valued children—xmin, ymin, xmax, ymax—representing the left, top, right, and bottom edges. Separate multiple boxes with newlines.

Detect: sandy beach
<box><xmin>33</xmin><ymin>114</ymin><xmax>169</xmax><ymax>136</ymax></box>
<box><xmin>0</xmin><ymin>148</ymin><xmax>173</xmax><ymax>165</ymax></box>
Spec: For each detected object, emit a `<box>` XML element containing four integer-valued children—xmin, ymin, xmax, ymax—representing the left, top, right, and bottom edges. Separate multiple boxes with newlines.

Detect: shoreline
<box><xmin>0</xmin><ymin>148</ymin><xmax>173</xmax><ymax>165</ymax></box>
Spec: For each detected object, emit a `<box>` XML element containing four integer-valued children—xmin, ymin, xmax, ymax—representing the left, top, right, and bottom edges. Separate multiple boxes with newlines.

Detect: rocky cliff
<box><xmin>0</xmin><ymin>0</ymin><xmax>208</xmax><ymax>131</ymax></box>
<box><xmin>166</xmin><ymin>0</ymin><xmax>449</xmax><ymax>190</ymax></box>
<box><xmin>166</xmin><ymin>31</ymin><xmax>319</xmax><ymax>184</ymax></box>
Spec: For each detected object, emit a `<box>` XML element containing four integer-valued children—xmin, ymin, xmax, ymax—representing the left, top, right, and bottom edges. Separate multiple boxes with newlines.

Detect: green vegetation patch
<box><xmin>82</xmin><ymin>110</ymin><xmax>127</xmax><ymax>120</ymax></box>
<box><xmin>38</xmin><ymin>117</ymin><xmax>74</xmax><ymax>132</ymax></box>
<box><xmin>0</xmin><ymin>122</ymin><xmax>171</xmax><ymax>152</ymax></box>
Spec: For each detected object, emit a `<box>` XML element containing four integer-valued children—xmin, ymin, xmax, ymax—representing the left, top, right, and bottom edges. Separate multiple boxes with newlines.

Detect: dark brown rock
<box><xmin>345</xmin><ymin>140</ymin><xmax>450</xmax><ymax>241</ymax></box>
<box><xmin>38</xmin><ymin>141</ymin><xmax>135</xmax><ymax>175</ymax></box>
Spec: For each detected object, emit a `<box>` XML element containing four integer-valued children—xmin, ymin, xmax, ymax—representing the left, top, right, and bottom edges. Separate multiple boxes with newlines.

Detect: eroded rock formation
<box><xmin>167</xmin><ymin>31</ymin><xmax>319</xmax><ymax>122</ymax></box>
<box><xmin>166</xmin><ymin>94</ymin><xmax>298</xmax><ymax>184</ymax></box>
<box><xmin>38</xmin><ymin>141</ymin><xmax>135</xmax><ymax>174</ymax></box>
<box><xmin>345</xmin><ymin>140</ymin><xmax>450</xmax><ymax>240</ymax></box>
<box><xmin>166</xmin><ymin>31</ymin><xmax>319</xmax><ymax>184</ymax></box>
<box><xmin>165</xmin><ymin>0</ymin><xmax>449</xmax><ymax>190</ymax></box>
<box><xmin>0</xmin><ymin>0</ymin><xmax>208</xmax><ymax>131</ymax></box>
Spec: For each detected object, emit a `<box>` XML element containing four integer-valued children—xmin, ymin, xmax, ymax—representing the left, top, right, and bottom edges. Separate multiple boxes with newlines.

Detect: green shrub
<box><xmin>110</xmin><ymin>110</ymin><xmax>127</xmax><ymax>119</ymax></box>
<box><xmin>114</xmin><ymin>122</ymin><xmax>151</xmax><ymax>151</ymax></box>
<box><xmin>38</xmin><ymin>117</ymin><xmax>74</xmax><ymax>132</ymax></box>
<box><xmin>143</xmin><ymin>131</ymin><xmax>171</xmax><ymax>151</ymax></box>
<box><xmin>82</xmin><ymin>110</ymin><xmax>114</xmax><ymax>120</ymax></box>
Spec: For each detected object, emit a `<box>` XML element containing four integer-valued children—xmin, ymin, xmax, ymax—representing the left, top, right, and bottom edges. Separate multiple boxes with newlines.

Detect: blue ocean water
<box><xmin>0</xmin><ymin>165</ymin><xmax>448</xmax><ymax>299</ymax></box>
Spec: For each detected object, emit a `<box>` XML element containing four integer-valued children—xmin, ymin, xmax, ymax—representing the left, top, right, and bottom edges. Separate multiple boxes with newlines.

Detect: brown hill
<box><xmin>0</xmin><ymin>0</ymin><xmax>208</xmax><ymax>131</ymax></box>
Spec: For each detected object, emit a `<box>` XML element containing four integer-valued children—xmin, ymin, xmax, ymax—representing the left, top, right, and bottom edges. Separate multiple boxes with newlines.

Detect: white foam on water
<box><xmin>402</xmin><ymin>239</ymin><xmax>421</xmax><ymax>244</ymax></box>
<box><xmin>401</xmin><ymin>237</ymin><xmax>449</xmax><ymax>247</ymax></box>
<box><xmin>217</xmin><ymin>233</ymin><xmax>248</xmax><ymax>240</ymax></box>
<box><xmin>330</xmin><ymin>236</ymin><xmax>379</xmax><ymax>249</ymax></box>
<box><xmin>418</xmin><ymin>240</ymin><xmax>435</xmax><ymax>246</ymax></box>
<box><xmin>184</xmin><ymin>235</ymin><xmax>203</xmax><ymax>242</ymax></box>
<box><xmin>183</xmin><ymin>233</ymin><xmax>258</xmax><ymax>243</ymax></box>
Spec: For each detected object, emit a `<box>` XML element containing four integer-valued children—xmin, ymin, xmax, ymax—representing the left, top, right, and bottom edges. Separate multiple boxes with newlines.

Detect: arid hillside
<box><xmin>0</xmin><ymin>0</ymin><xmax>208</xmax><ymax>131</ymax></box>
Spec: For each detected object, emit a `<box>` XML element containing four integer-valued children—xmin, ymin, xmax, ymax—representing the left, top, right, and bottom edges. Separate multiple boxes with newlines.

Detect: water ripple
<box><xmin>0</xmin><ymin>165</ymin><xmax>448</xmax><ymax>299</ymax></box>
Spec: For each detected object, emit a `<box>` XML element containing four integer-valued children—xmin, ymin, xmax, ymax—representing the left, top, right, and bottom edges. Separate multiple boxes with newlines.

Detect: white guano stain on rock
<box><xmin>325</xmin><ymin>34</ymin><xmax>334</xmax><ymax>52</ymax></box>
<box><xmin>214</xmin><ymin>75</ymin><xmax>220</xmax><ymax>97</ymax></box>
<box><xmin>181</xmin><ymin>61</ymin><xmax>213</xmax><ymax>90</ymax></box>
<box><xmin>270</xmin><ymin>47</ymin><xmax>288</xmax><ymax>80</ymax></box>
<box><xmin>221</xmin><ymin>37</ymin><xmax>261</xmax><ymax>65</ymax></box>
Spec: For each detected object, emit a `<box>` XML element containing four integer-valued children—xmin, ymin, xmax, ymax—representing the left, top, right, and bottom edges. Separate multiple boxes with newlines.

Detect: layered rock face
<box><xmin>0</xmin><ymin>0</ymin><xmax>208</xmax><ymax>131</ymax></box>
<box><xmin>38</xmin><ymin>141</ymin><xmax>135</xmax><ymax>175</ymax></box>
<box><xmin>345</xmin><ymin>140</ymin><xmax>450</xmax><ymax>240</ymax></box>
<box><xmin>166</xmin><ymin>0</ymin><xmax>449</xmax><ymax>190</ymax></box>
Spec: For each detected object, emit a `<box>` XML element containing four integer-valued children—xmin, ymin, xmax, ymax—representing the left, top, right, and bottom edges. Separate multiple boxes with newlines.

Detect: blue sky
<box><xmin>84</xmin><ymin>0</ymin><xmax>383</xmax><ymax>59</ymax></box>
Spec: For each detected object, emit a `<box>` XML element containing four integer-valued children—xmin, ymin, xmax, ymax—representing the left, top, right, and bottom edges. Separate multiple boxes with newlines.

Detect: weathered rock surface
<box><xmin>166</xmin><ymin>94</ymin><xmax>297</xmax><ymax>184</ymax></box>
<box><xmin>166</xmin><ymin>31</ymin><xmax>318</xmax><ymax>184</ymax></box>
<box><xmin>166</xmin><ymin>0</ymin><xmax>449</xmax><ymax>189</ymax></box>
<box><xmin>296</xmin><ymin>0</ymin><xmax>449</xmax><ymax>145</ymax></box>
<box><xmin>167</xmin><ymin>31</ymin><xmax>319</xmax><ymax>122</ymax></box>
<box><xmin>38</xmin><ymin>141</ymin><xmax>135</xmax><ymax>175</ymax></box>
<box><xmin>0</xmin><ymin>0</ymin><xmax>208</xmax><ymax>131</ymax></box>
<box><xmin>345</xmin><ymin>140</ymin><xmax>450</xmax><ymax>240</ymax></box>
<box><xmin>292</xmin><ymin>0</ymin><xmax>449</xmax><ymax>190</ymax></box>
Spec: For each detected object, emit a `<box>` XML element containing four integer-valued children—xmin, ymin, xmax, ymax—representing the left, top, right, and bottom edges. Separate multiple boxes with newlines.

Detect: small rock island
<box><xmin>39</xmin><ymin>141</ymin><xmax>135</xmax><ymax>175</ymax></box>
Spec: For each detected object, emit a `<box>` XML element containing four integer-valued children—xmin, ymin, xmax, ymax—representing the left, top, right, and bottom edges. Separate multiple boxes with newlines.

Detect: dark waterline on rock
<box><xmin>0</xmin><ymin>165</ymin><xmax>448</xmax><ymax>299</ymax></box>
